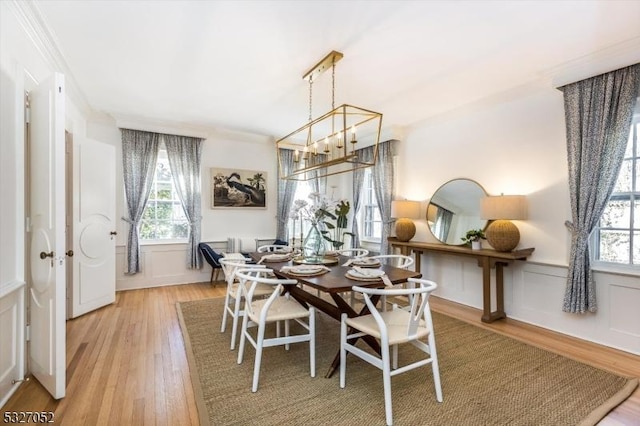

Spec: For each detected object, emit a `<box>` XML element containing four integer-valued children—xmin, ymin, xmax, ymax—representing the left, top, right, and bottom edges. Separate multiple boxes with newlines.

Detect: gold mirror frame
<box><xmin>427</xmin><ymin>178</ymin><xmax>488</xmax><ymax>245</ymax></box>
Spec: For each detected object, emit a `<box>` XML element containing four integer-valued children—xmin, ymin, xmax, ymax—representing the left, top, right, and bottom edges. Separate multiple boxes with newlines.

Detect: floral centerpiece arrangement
<box><xmin>290</xmin><ymin>192</ymin><xmax>353</xmax><ymax>262</ymax></box>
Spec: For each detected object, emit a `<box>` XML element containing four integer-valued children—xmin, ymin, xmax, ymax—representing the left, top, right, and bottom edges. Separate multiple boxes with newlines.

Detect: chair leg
<box><xmin>284</xmin><ymin>319</ymin><xmax>290</xmax><ymax>350</ymax></box>
<box><xmin>339</xmin><ymin>313</ymin><xmax>347</xmax><ymax>389</ymax></box>
<box><xmin>381</xmin><ymin>345</ymin><xmax>393</xmax><ymax>426</ymax></box>
<box><xmin>429</xmin><ymin>334</ymin><xmax>443</xmax><ymax>403</ymax></box>
<box><xmin>230</xmin><ymin>293</ymin><xmax>242</xmax><ymax>350</ymax></box>
<box><xmin>237</xmin><ymin>312</ymin><xmax>249</xmax><ymax>365</ymax></box>
<box><xmin>252</xmin><ymin>322</ymin><xmax>266</xmax><ymax>392</ymax></box>
<box><xmin>221</xmin><ymin>290</ymin><xmax>232</xmax><ymax>333</ymax></box>
<box><xmin>210</xmin><ymin>268</ymin><xmax>215</xmax><ymax>284</ymax></box>
<box><xmin>309</xmin><ymin>308</ymin><xmax>316</xmax><ymax>377</ymax></box>
<box><xmin>392</xmin><ymin>344</ymin><xmax>398</xmax><ymax>370</ymax></box>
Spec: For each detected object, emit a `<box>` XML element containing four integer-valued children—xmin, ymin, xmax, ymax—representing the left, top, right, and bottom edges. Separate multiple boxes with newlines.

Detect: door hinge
<box><xmin>25</xmin><ymin>216</ymin><xmax>31</xmax><ymax>233</ymax></box>
<box><xmin>25</xmin><ymin>325</ymin><xmax>30</xmax><ymax>342</ymax></box>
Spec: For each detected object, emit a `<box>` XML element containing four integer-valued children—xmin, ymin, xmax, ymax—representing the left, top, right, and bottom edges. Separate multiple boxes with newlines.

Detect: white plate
<box><xmin>263</xmin><ymin>253</ymin><xmax>290</xmax><ymax>261</ymax></box>
<box><xmin>347</xmin><ymin>268</ymin><xmax>385</xmax><ymax>279</ymax></box>
<box><xmin>289</xmin><ymin>266</ymin><xmax>324</xmax><ymax>275</ymax></box>
<box><xmin>352</xmin><ymin>258</ymin><xmax>380</xmax><ymax>267</ymax></box>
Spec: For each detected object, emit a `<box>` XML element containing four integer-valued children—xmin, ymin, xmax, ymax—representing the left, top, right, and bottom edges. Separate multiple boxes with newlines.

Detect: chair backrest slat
<box><xmin>354</xmin><ymin>278</ymin><xmax>437</xmax><ymax>342</ymax></box>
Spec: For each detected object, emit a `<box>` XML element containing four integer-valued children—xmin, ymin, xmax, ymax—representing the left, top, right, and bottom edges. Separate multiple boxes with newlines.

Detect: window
<box><xmin>593</xmin><ymin>115</ymin><xmax>640</xmax><ymax>268</ymax></box>
<box><xmin>140</xmin><ymin>142</ymin><xmax>189</xmax><ymax>240</ymax></box>
<box><xmin>359</xmin><ymin>168</ymin><xmax>382</xmax><ymax>242</ymax></box>
<box><xmin>288</xmin><ymin>181</ymin><xmax>312</xmax><ymax>243</ymax></box>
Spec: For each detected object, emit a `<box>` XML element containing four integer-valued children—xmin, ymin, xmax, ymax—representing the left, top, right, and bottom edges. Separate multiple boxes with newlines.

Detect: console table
<box><xmin>388</xmin><ymin>238</ymin><xmax>535</xmax><ymax>323</ymax></box>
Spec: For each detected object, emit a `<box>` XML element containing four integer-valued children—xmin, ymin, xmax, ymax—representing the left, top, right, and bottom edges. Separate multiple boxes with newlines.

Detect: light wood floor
<box><xmin>2</xmin><ymin>282</ymin><xmax>639</xmax><ymax>425</ymax></box>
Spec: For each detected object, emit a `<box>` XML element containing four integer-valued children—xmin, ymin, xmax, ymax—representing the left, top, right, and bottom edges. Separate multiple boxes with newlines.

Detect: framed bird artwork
<box><xmin>211</xmin><ymin>168</ymin><xmax>267</xmax><ymax>209</ymax></box>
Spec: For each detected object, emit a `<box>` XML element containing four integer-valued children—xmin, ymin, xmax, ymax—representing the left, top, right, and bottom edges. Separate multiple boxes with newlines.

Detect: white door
<box><xmin>69</xmin><ymin>137</ymin><xmax>116</xmax><ymax>318</ymax></box>
<box><xmin>28</xmin><ymin>72</ymin><xmax>66</xmax><ymax>399</ymax></box>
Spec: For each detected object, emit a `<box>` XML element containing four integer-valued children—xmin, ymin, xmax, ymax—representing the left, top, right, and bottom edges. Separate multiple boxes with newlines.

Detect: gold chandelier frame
<box><xmin>277</xmin><ymin>51</ymin><xmax>383</xmax><ymax>181</ymax></box>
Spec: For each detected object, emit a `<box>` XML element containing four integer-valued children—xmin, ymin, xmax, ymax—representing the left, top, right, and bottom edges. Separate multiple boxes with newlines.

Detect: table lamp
<box><xmin>391</xmin><ymin>200</ymin><xmax>420</xmax><ymax>242</ymax></box>
<box><xmin>480</xmin><ymin>195</ymin><xmax>527</xmax><ymax>252</ymax></box>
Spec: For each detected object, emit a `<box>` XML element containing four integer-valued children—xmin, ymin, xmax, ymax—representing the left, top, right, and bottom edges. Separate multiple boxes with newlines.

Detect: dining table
<box><xmin>248</xmin><ymin>251</ymin><xmax>422</xmax><ymax>378</ymax></box>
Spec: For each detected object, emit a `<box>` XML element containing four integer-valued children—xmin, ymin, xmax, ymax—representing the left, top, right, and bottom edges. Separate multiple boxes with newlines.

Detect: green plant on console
<box><xmin>461</xmin><ymin>229</ymin><xmax>486</xmax><ymax>245</ymax></box>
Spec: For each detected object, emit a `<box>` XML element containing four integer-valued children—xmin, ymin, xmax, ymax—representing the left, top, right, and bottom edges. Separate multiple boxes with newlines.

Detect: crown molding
<box><xmin>113</xmin><ymin>113</ymin><xmax>274</xmax><ymax>144</ymax></box>
<box><xmin>8</xmin><ymin>0</ymin><xmax>92</xmax><ymax>116</ymax></box>
<box><xmin>543</xmin><ymin>37</ymin><xmax>640</xmax><ymax>88</ymax></box>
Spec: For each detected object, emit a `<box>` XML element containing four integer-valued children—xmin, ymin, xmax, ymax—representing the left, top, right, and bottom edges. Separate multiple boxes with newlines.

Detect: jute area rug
<box><xmin>177</xmin><ymin>298</ymin><xmax>637</xmax><ymax>426</ymax></box>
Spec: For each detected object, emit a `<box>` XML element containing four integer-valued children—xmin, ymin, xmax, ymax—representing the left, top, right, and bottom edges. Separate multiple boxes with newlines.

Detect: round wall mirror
<box><xmin>427</xmin><ymin>178</ymin><xmax>488</xmax><ymax>245</ymax></box>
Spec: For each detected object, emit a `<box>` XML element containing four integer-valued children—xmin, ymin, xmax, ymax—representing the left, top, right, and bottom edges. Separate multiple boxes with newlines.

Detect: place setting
<box><xmin>345</xmin><ymin>266</ymin><xmax>393</xmax><ymax>286</ymax></box>
<box><xmin>257</xmin><ymin>252</ymin><xmax>295</xmax><ymax>264</ymax></box>
<box><xmin>342</xmin><ymin>257</ymin><xmax>381</xmax><ymax>268</ymax></box>
<box><xmin>279</xmin><ymin>264</ymin><xmax>331</xmax><ymax>277</ymax></box>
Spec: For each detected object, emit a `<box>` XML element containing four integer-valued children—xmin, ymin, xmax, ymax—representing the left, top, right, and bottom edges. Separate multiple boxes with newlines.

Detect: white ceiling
<box><xmin>33</xmin><ymin>0</ymin><xmax>640</xmax><ymax>139</ymax></box>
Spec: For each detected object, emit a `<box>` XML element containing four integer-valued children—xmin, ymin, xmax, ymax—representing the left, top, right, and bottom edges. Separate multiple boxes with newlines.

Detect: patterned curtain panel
<box><xmin>559</xmin><ymin>63</ymin><xmax>640</xmax><ymax>313</ymax></box>
<box><xmin>371</xmin><ymin>141</ymin><xmax>396</xmax><ymax>255</ymax></box>
<box><xmin>276</xmin><ymin>149</ymin><xmax>298</xmax><ymax>241</ymax></box>
<box><xmin>352</xmin><ymin>141</ymin><xmax>394</xmax><ymax>254</ymax></box>
<box><xmin>121</xmin><ymin>129</ymin><xmax>160</xmax><ymax>274</ymax></box>
<box><xmin>351</xmin><ymin>162</ymin><xmax>366</xmax><ymax>249</ymax></box>
<box><xmin>308</xmin><ymin>153</ymin><xmax>328</xmax><ymax>194</ymax></box>
<box><xmin>164</xmin><ymin>134</ymin><xmax>204</xmax><ymax>269</ymax></box>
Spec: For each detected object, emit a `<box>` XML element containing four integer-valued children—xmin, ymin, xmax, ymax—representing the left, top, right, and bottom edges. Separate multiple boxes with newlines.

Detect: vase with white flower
<box><xmin>291</xmin><ymin>193</ymin><xmax>352</xmax><ymax>263</ymax></box>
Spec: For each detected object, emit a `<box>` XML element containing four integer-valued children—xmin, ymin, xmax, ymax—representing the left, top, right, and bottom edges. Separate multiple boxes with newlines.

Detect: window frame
<box><xmin>139</xmin><ymin>142</ymin><xmax>190</xmax><ymax>244</ymax></box>
<box><xmin>358</xmin><ymin>168</ymin><xmax>382</xmax><ymax>243</ymax></box>
<box><xmin>591</xmin><ymin>111</ymin><xmax>640</xmax><ymax>275</ymax></box>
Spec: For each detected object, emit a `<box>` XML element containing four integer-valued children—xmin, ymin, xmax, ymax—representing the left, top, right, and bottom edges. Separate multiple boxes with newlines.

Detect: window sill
<box><xmin>591</xmin><ymin>262</ymin><xmax>640</xmax><ymax>278</ymax></box>
<box><xmin>140</xmin><ymin>239</ymin><xmax>189</xmax><ymax>246</ymax></box>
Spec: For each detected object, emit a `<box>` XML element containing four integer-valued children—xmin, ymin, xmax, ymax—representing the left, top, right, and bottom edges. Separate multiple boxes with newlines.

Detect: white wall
<box><xmin>397</xmin><ymin>81</ymin><xmax>640</xmax><ymax>355</ymax></box>
<box><xmin>86</xmin><ymin>117</ymin><xmax>282</xmax><ymax>289</ymax></box>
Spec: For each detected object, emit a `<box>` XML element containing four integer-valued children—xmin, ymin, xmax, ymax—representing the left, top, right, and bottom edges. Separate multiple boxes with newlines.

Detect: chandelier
<box><xmin>277</xmin><ymin>51</ymin><xmax>383</xmax><ymax>181</ymax></box>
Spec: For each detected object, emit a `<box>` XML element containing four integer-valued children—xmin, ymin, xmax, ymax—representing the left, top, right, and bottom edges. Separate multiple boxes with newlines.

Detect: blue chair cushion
<box><xmin>199</xmin><ymin>243</ymin><xmax>223</xmax><ymax>268</ymax></box>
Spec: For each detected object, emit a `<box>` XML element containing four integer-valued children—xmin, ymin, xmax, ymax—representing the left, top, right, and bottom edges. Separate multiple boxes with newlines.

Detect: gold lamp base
<box><xmin>485</xmin><ymin>220</ymin><xmax>520</xmax><ymax>252</ymax></box>
<box><xmin>395</xmin><ymin>218</ymin><xmax>416</xmax><ymax>242</ymax></box>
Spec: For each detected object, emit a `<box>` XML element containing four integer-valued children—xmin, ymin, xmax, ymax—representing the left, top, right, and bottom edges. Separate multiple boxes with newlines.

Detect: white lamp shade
<box><xmin>480</xmin><ymin>195</ymin><xmax>527</xmax><ymax>220</ymax></box>
<box><xmin>391</xmin><ymin>200</ymin><xmax>420</xmax><ymax>219</ymax></box>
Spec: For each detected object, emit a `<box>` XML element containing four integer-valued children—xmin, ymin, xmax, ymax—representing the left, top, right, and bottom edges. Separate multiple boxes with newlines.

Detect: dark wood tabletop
<box><xmin>247</xmin><ymin>251</ymin><xmax>422</xmax><ymax>377</ymax></box>
<box><xmin>247</xmin><ymin>252</ymin><xmax>421</xmax><ymax>293</ymax></box>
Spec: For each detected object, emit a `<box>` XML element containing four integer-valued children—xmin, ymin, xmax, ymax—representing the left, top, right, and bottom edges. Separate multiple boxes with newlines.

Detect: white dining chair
<box><xmin>368</xmin><ymin>254</ymin><xmax>415</xmax><ymax>309</ymax></box>
<box><xmin>368</xmin><ymin>254</ymin><xmax>414</xmax><ymax>269</ymax></box>
<box><xmin>339</xmin><ymin>278</ymin><xmax>442</xmax><ymax>426</ymax></box>
<box><xmin>337</xmin><ymin>248</ymin><xmax>369</xmax><ymax>258</ymax></box>
<box><xmin>219</xmin><ymin>258</ymin><xmax>271</xmax><ymax>350</ymax></box>
<box><xmin>236</xmin><ymin>268</ymin><xmax>316</xmax><ymax>392</ymax></box>
<box><xmin>336</xmin><ymin>248</ymin><xmax>370</xmax><ymax>305</ymax></box>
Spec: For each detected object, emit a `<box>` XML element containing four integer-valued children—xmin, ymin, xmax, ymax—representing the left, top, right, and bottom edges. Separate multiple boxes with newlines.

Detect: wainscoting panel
<box><xmin>419</xmin><ymin>251</ymin><xmax>640</xmax><ymax>355</ymax></box>
<box><xmin>0</xmin><ymin>284</ymin><xmax>25</xmax><ymax>407</ymax></box>
<box><xmin>609</xmin><ymin>284</ymin><xmax>640</xmax><ymax>338</ymax></box>
<box><xmin>518</xmin><ymin>265</ymin><xmax>566</xmax><ymax>316</ymax></box>
<box><xmin>116</xmin><ymin>244</ymin><xmax>210</xmax><ymax>291</ymax></box>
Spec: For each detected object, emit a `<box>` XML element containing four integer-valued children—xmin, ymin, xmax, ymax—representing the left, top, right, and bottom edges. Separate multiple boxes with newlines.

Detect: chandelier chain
<box><xmin>331</xmin><ymin>62</ymin><xmax>336</xmax><ymax>110</ymax></box>
<box><xmin>308</xmin><ymin>77</ymin><xmax>313</xmax><ymax>122</ymax></box>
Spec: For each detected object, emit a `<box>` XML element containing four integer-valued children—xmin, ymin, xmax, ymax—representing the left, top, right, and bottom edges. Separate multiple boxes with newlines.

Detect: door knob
<box><xmin>66</xmin><ymin>250</ymin><xmax>74</xmax><ymax>257</ymax></box>
<box><xmin>40</xmin><ymin>251</ymin><xmax>54</xmax><ymax>259</ymax></box>
<box><xmin>110</xmin><ymin>231</ymin><xmax>117</xmax><ymax>235</ymax></box>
